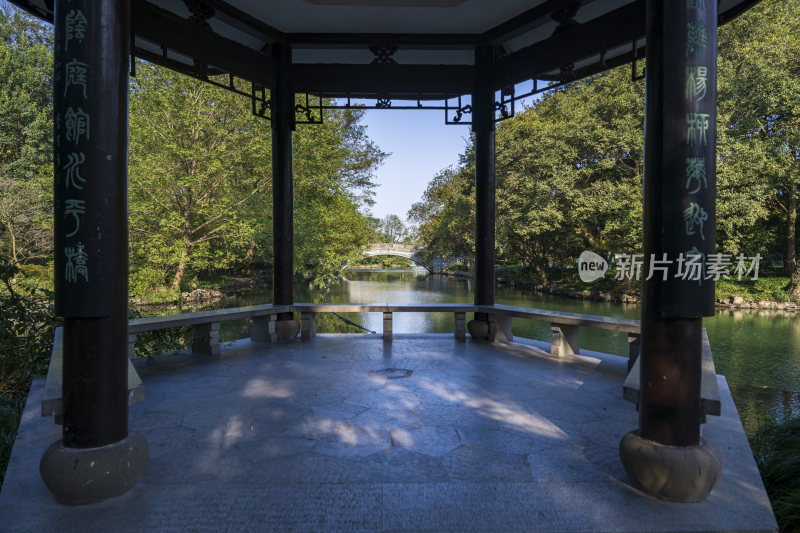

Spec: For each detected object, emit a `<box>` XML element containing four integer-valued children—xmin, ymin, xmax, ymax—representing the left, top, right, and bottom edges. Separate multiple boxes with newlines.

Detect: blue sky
<box><xmin>358</xmin><ymin>108</ymin><xmax>472</xmax><ymax>226</ymax></box>
<box><xmin>358</xmin><ymin>90</ymin><xmax>539</xmax><ymax>227</ymax></box>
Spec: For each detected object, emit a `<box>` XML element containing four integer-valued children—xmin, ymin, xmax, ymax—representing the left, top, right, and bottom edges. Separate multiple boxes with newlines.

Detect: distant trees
<box><xmin>716</xmin><ymin>0</ymin><xmax>800</xmax><ymax>295</ymax></box>
<box><xmin>128</xmin><ymin>63</ymin><xmax>273</xmax><ymax>291</ymax></box>
<box><xmin>410</xmin><ymin>0</ymin><xmax>800</xmax><ymax>292</ymax></box>
<box><xmin>410</xmin><ymin>66</ymin><xmax>644</xmax><ymax>283</ymax></box>
<box><xmin>377</xmin><ymin>214</ymin><xmax>408</xmax><ymax>243</ymax></box>
<box><xmin>408</xmin><ymin>166</ymin><xmax>474</xmax><ymax>258</ymax></box>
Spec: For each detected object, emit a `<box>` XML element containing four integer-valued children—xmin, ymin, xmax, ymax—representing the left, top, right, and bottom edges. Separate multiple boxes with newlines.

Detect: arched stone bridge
<box><xmin>364</xmin><ymin>243</ymin><xmax>469</xmax><ymax>274</ymax></box>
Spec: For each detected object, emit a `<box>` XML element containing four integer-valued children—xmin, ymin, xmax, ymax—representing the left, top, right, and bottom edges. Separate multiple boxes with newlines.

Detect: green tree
<box><xmin>495</xmin><ymin>67</ymin><xmax>645</xmax><ymax>280</ymax></box>
<box><xmin>378</xmin><ymin>214</ymin><xmax>407</xmax><ymax>243</ymax></box>
<box><xmin>128</xmin><ymin>63</ymin><xmax>384</xmax><ymax>295</ymax></box>
<box><xmin>128</xmin><ymin>62</ymin><xmax>272</xmax><ymax>294</ymax></box>
<box><xmin>293</xmin><ymin>106</ymin><xmax>385</xmax><ymax>287</ymax></box>
<box><xmin>408</xmin><ymin>164</ymin><xmax>475</xmax><ymax>260</ymax></box>
<box><xmin>411</xmin><ymin>66</ymin><xmax>645</xmax><ymax>282</ymax></box>
<box><xmin>0</xmin><ymin>4</ymin><xmax>53</xmax><ymax>265</ymax></box>
<box><xmin>717</xmin><ymin>0</ymin><xmax>800</xmax><ymax>296</ymax></box>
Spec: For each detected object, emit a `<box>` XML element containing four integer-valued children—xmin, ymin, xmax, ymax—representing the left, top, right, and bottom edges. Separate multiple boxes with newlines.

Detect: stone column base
<box><xmin>619</xmin><ymin>430</ymin><xmax>722</xmax><ymax>502</ymax></box>
<box><xmin>467</xmin><ymin>319</ymin><xmax>489</xmax><ymax>340</ymax></box>
<box><xmin>274</xmin><ymin>318</ymin><xmax>300</xmax><ymax>342</ymax></box>
<box><xmin>40</xmin><ymin>432</ymin><xmax>149</xmax><ymax>505</ymax></box>
<box><xmin>468</xmin><ymin>317</ymin><xmax>511</xmax><ymax>343</ymax></box>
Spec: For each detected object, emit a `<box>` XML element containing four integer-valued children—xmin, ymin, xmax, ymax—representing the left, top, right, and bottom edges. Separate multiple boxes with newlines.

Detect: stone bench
<box><xmin>477</xmin><ymin>304</ymin><xmax>642</xmax><ymax>360</ymax></box>
<box><xmin>42</xmin><ymin>327</ymin><xmax>145</xmax><ymax>424</ymax></box>
<box><xmin>622</xmin><ymin>328</ymin><xmax>721</xmax><ymax>421</ymax></box>
<box><xmin>128</xmin><ymin>304</ymin><xmax>288</xmax><ymax>358</ymax></box>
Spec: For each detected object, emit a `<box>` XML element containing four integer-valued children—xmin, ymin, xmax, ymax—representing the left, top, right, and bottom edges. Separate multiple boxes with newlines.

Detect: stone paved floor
<box><xmin>0</xmin><ymin>334</ymin><xmax>778</xmax><ymax>532</ymax></box>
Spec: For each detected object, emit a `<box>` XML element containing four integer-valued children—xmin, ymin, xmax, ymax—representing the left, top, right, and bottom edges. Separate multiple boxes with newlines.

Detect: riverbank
<box><xmin>492</xmin><ymin>270</ymin><xmax>800</xmax><ymax>312</ymax></box>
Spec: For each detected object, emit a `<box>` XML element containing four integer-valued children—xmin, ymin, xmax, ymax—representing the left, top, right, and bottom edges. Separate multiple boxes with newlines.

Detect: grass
<box><xmin>716</xmin><ymin>276</ymin><xmax>792</xmax><ymax>303</ymax></box>
<box><xmin>750</xmin><ymin>417</ymin><xmax>800</xmax><ymax>532</ymax></box>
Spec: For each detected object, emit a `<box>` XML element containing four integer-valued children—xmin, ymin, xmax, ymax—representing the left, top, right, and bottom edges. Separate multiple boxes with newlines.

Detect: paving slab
<box><xmin>0</xmin><ymin>334</ymin><xmax>778</xmax><ymax>532</ymax></box>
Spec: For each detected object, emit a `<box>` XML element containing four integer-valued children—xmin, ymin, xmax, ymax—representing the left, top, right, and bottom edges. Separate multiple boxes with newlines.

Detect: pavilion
<box><xmin>2</xmin><ymin>0</ymin><xmax>778</xmax><ymax>526</ymax></box>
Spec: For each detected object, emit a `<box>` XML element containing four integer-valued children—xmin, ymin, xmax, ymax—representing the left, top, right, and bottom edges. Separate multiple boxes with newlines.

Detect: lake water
<box><xmin>180</xmin><ymin>268</ymin><xmax>800</xmax><ymax>437</ymax></box>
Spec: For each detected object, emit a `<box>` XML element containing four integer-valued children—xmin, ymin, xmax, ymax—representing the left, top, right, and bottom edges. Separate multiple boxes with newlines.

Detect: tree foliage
<box><xmin>1</xmin><ymin>0</ymin><xmax>385</xmax><ymax>298</ymax></box>
<box><xmin>376</xmin><ymin>214</ymin><xmax>408</xmax><ymax>243</ymax></box>
<box><xmin>128</xmin><ymin>64</ymin><xmax>274</xmax><ymax>293</ymax></box>
<box><xmin>293</xmin><ymin>106</ymin><xmax>385</xmax><ymax>287</ymax></box>
<box><xmin>127</xmin><ymin>63</ymin><xmax>385</xmax><ymax>296</ymax></box>
<box><xmin>717</xmin><ymin>0</ymin><xmax>800</xmax><ymax>294</ymax></box>
<box><xmin>411</xmin><ymin>67</ymin><xmax>644</xmax><ymax>281</ymax></box>
<box><xmin>0</xmin><ymin>5</ymin><xmax>52</xmax><ymax>264</ymax></box>
<box><xmin>408</xmin><ymin>165</ymin><xmax>474</xmax><ymax>258</ymax></box>
<box><xmin>411</xmin><ymin>0</ymin><xmax>800</xmax><ymax>293</ymax></box>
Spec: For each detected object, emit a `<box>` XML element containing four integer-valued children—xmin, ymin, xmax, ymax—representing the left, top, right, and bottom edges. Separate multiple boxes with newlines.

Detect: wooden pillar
<box><xmin>272</xmin><ymin>43</ymin><xmax>294</xmax><ymax>316</ymax></box>
<box><xmin>619</xmin><ymin>0</ymin><xmax>722</xmax><ymax>502</ymax></box>
<box><xmin>470</xmin><ymin>45</ymin><xmax>495</xmax><ymax>334</ymax></box>
<box><xmin>639</xmin><ymin>0</ymin><xmax>719</xmax><ymax>447</ymax></box>
<box><xmin>41</xmin><ymin>0</ymin><xmax>147</xmax><ymax>505</ymax></box>
<box><xmin>473</xmin><ymin>45</ymin><xmax>495</xmax><ymax>310</ymax></box>
<box><xmin>53</xmin><ymin>0</ymin><xmax>129</xmax><ymax>449</ymax></box>
<box><xmin>269</xmin><ymin>44</ymin><xmax>300</xmax><ymax>341</ymax></box>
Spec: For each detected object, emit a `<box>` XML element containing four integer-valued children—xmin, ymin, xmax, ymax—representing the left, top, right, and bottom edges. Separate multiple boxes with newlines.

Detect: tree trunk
<box><xmin>791</xmin><ymin>268</ymin><xmax>800</xmax><ymax>301</ymax></box>
<box><xmin>171</xmin><ymin>238</ymin><xmax>190</xmax><ymax>290</ymax></box>
<box><xmin>9</xmin><ymin>226</ymin><xmax>18</xmax><ymax>264</ymax></box>
<box><xmin>786</xmin><ymin>190</ymin><xmax>796</xmax><ymax>275</ymax></box>
<box><xmin>171</xmin><ymin>253</ymin><xmax>187</xmax><ymax>291</ymax></box>
<box><xmin>786</xmin><ymin>189</ymin><xmax>800</xmax><ymax>301</ymax></box>
<box><xmin>240</xmin><ymin>239</ymin><xmax>256</xmax><ymax>274</ymax></box>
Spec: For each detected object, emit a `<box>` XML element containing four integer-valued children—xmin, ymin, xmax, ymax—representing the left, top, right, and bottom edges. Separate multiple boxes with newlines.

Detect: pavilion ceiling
<box><xmin>11</xmin><ymin>0</ymin><xmax>761</xmax><ymax>101</ymax></box>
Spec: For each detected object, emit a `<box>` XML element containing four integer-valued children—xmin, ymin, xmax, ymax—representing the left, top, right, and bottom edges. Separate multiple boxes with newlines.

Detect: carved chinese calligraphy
<box><xmin>64</xmin><ymin>58</ymin><xmax>89</xmax><ymax>98</ymax></box>
<box><xmin>64</xmin><ymin>9</ymin><xmax>87</xmax><ymax>52</ymax></box>
<box><xmin>654</xmin><ymin>0</ymin><xmax>718</xmax><ymax>317</ymax></box>
<box><xmin>54</xmin><ymin>1</ymin><xmax>116</xmax><ymax>317</ymax></box>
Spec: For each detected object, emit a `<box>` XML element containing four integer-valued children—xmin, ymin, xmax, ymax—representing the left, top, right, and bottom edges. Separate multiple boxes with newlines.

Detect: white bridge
<box><xmin>363</xmin><ymin>243</ymin><xmax>472</xmax><ymax>273</ymax></box>
<box><xmin>363</xmin><ymin>243</ymin><xmax>437</xmax><ymax>272</ymax></box>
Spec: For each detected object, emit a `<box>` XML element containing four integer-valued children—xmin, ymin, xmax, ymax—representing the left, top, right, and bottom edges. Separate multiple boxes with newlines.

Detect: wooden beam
<box><xmin>493</xmin><ymin>0</ymin><xmax>646</xmax><ymax>89</ymax></box>
<box><xmin>201</xmin><ymin>0</ymin><xmax>285</xmax><ymax>44</ymax></box>
<box><xmin>292</xmin><ymin>63</ymin><xmax>473</xmax><ymax>96</ymax></box>
<box><xmin>481</xmin><ymin>0</ymin><xmax>584</xmax><ymax>45</ymax></box>
<box><xmin>287</xmin><ymin>32</ymin><xmax>477</xmax><ymax>47</ymax></box>
<box><xmin>132</xmin><ymin>1</ymin><xmax>275</xmax><ymax>88</ymax></box>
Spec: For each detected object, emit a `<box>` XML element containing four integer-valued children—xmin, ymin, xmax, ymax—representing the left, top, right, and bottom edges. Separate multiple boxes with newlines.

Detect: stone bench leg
<box><xmin>128</xmin><ymin>333</ymin><xmax>137</xmax><ymax>360</ymax></box>
<box><xmin>192</xmin><ymin>322</ymin><xmax>221</xmax><ymax>358</ymax></box>
<box><xmin>551</xmin><ymin>323</ymin><xmax>579</xmax><ymax>356</ymax></box>
<box><xmin>301</xmin><ymin>311</ymin><xmax>316</xmax><ymax>341</ymax></box>
<box><xmin>383</xmin><ymin>312</ymin><xmax>392</xmax><ymax>341</ymax></box>
<box><xmin>454</xmin><ymin>312</ymin><xmax>466</xmax><ymax>341</ymax></box>
<box><xmin>251</xmin><ymin>315</ymin><xmax>276</xmax><ymax>343</ymax></box>
<box><xmin>489</xmin><ymin>315</ymin><xmax>513</xmax><ymax>343</ymax></box>
<box><xmin>627</xmin><ymin>333</ymin><xmax>641</xmax><ymax>371</ymax></box>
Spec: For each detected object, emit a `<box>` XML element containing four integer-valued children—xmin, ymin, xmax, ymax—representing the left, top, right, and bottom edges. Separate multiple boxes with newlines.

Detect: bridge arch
<box><xmin>363</xmin><ymin>243</ymin><xmax>433</xmax><ymax>272</ymax></box>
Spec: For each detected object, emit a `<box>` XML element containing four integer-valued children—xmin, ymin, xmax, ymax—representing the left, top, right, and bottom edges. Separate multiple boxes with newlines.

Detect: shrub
<box><xmin>445</xmin><ymin>263</ymin><xmax>470</xmax><ymax>272</ymax></box>
<box><xmin>0</xmin><ymin>263</ymin><xmax>58</xmax><ymax>398</ymax></box>
<box><xmin>0</xmin><ymin>262</ymin><xmax>58</xmax><ymax>490</ymax></box>
<box><xmin>129</xmin><ymin>268</ymin><xmax>179</xmax><ymax>302</ymax></box>
<box><xmin>750</xmin><ymin>417</ymin><xmax>800</xmax><ymax>532</ymax></box>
